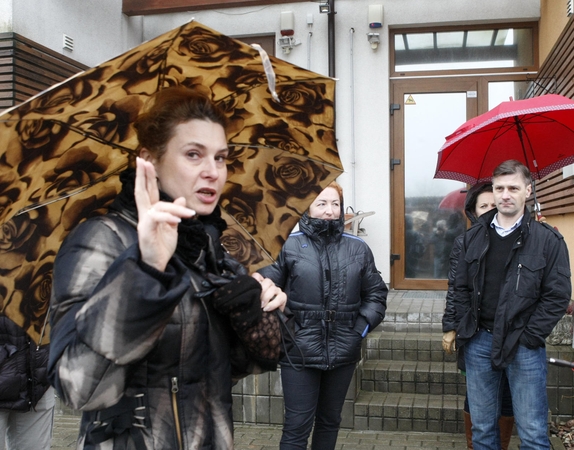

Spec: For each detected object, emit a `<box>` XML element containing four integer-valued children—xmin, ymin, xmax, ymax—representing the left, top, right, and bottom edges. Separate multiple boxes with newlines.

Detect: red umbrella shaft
<box><xmin>513</xmin><ymin>116</ymin><xmax>539</xmax><ymax>178</ymax></box>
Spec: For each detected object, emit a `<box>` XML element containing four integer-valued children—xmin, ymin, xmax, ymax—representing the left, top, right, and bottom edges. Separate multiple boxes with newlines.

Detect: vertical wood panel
<box><xmin>527</xmin><ymin>17</ymin><xmax>574</xmax><ymax>216</ymax></box>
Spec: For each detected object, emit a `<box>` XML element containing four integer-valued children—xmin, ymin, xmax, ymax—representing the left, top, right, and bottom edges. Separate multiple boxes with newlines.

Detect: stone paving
<box><xmin>50</xmin><ymin>412</ymin><xmax>534</xmax><ymax>449</ymax></box>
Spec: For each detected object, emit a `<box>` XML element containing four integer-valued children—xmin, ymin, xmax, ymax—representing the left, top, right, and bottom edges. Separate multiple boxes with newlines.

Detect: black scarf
<box><xmin>109</xmin><ymin>169</ymin><xmax>228</xmax><ymax>267</ymax></box>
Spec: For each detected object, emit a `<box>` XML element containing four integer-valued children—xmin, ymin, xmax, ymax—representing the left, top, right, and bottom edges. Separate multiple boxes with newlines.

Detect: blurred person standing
<box><xmin>0</xmin><ymin>315</ymin><xmax>54</xmax><ymax>450</ymax></box>
<box><xmin>453</xmin><ymin>160</ymin><xmax>571</xmax><ymax>450</ymax></box>
<box><xmin>259</xmin><ymin>181</ymin><xmax>388</xmax><ymax>450</ymax></box>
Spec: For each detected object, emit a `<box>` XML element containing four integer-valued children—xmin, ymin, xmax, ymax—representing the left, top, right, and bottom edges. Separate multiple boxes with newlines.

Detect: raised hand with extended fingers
<box><xmin>134</xmin><ymin>157</ymin><xmax>195</xmax><ymax>272</ymax></box>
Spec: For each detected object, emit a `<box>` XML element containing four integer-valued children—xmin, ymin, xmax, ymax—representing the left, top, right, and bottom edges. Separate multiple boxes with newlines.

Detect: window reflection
<box><xmin>403</xmin><ymin>92</ymin><xmax>467</xmax><ymax>279</ymax></box>
<box><xmin>394</xmin><ymin>26</ymin><xmax>533</xmax><ymax>72</ymax></box>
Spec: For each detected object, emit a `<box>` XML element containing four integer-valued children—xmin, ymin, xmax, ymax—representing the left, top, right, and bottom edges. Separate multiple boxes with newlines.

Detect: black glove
<box><xmin>211</xmin><ymin>275</ymin><xmax>262</xmax><ymax>332</ymax></box>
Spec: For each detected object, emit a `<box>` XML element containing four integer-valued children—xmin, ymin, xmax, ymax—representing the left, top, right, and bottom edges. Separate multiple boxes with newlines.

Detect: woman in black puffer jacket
<box><xmin>259</xmin><ymin>182</ymin><xmax>388</xmax><ymax>450</ymax></box>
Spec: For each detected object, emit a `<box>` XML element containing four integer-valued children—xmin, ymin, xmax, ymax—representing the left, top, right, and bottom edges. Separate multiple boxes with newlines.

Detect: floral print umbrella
<box><xmin>0</xmin><ymin>20</ymin><xmax>342</xmax><ymax>344</ymax></box>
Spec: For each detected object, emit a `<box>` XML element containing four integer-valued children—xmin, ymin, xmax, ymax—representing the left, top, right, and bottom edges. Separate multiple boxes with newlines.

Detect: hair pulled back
<box><xmin>134</xmin><ymin>86</ymin><xmax>228</xmax><ymax>161</ymax></box>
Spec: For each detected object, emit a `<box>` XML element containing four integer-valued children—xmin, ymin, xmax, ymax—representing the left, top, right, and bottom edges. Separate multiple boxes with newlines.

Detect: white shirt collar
<box><xmin>490</xmin><ymin>213</ymin><xmax>523</xmax><ymax>237</ymax></box>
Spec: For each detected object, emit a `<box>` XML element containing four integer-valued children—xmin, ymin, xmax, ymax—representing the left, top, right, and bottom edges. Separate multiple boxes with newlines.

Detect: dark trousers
<box><xmin>280</xmin><ymin>363</ymin><xmax>356</xmax><ymax>450</ymax></box>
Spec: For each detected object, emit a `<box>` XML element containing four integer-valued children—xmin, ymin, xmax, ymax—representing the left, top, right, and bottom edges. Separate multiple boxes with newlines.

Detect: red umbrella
<box><xmin>438</xmin><ymin>188</ymin><xmax>467</xmax><ymax>210</ymax></box>
<box><xmin>434</xmin><ymin>94</ymin><xmax>574</xmax><ymax>185</ymax></box>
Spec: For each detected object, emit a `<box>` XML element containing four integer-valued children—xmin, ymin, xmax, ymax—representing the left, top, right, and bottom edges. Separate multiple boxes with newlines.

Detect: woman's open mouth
<box><xmin>197</xmin><ymin>188</ymin><xmax>218</xmax><ymax>203</ymax></box>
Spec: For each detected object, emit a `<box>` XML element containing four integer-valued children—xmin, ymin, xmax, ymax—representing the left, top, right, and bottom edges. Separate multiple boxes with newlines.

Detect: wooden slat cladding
<box><xmin>526</xmin><ymin>16</ymin><xmax>574</xmax><ymax>216</ymax></box>
<box><xmin>0</xmin><ymin>33</ymin><xmax>87</xmax><ymax>111</ymax></box>
<box><xmin>535</xmin><ymin>172</ymin><xmax>574</xmax><ymax>216</ymax></box>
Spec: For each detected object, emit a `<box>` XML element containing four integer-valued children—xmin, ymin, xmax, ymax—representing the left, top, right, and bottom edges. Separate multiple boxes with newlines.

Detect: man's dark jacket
<box><xmin>453</xmin><ymin>207</ymin><xmax>571</xmax><ymax>370</ymax></box>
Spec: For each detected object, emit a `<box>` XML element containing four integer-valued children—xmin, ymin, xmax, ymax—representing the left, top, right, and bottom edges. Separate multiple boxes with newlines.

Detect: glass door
<box><xmin>391</xmin><ymin>78</ymin><xmax>478</xmax><ymax>289</ymax></box>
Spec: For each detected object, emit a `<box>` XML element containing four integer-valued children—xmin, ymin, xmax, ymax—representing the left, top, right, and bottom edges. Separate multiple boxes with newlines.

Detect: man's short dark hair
<box><xmin>492</xmin><ymin>160</ymin><xmax>532</xmax><ymax>186</ymax></box>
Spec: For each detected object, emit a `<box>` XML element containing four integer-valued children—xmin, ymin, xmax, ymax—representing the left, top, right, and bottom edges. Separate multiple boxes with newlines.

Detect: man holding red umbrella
<box><xmin>453</xmin><ymin>160</ymin><xmax>571</xmax><ymax>449</ymax></box>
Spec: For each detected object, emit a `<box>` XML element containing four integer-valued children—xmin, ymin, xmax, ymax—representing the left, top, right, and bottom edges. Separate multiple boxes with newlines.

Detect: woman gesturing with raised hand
<box><xmin>49</xmin><ymin>87</ymin><xmax>286</xmax><ymax>449</ymax></box>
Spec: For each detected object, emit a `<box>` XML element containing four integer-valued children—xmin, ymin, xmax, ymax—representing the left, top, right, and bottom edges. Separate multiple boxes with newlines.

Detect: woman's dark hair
<box><xmin>134</xmin><ymin>86</ymin><xmax>228</xmax><ymax>161</ymax></box>
<box><xmin>467</xmin><ymin>183</ymin><xmax>493</xmax><ymax>211</ymax></box>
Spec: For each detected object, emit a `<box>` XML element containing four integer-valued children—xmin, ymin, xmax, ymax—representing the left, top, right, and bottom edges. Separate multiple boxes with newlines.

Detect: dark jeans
<box><xmin>280</xmin><ymin>363</ymin><xmax>356</xmax><ymax>450</ymax></box>
<box><xmin>465</xmin><ymin>329</ymin><xmax>549</xmax><ymax>450</ymax></box>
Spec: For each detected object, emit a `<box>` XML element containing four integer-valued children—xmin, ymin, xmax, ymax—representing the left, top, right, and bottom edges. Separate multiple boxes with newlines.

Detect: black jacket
<box><xmin>49</xmin><ymin>179</ymin><xmax>263</xmax><ymax>449</ymax></box>
<box><xmin>453</xmin><ymin>207</ymin><xmax>571</xmax><ymax>370</ymax></box>
<box><xmin>258</xmin><ymin>212</ymin><xmax>388</xmax><ymax>370</ymax></box>
<box><xmin>442</xmin><ymin>182</ymin><xmax>490</xmax><ymax>333</ymax></box>
<box><xmin>0</xmin><ymin>316</ymin><xmax>50</xmax><ymax>412</ymax></box>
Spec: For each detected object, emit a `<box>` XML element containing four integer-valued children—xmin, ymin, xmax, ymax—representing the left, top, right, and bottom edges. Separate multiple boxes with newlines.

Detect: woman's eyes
<box><xmin>185</xmin><ymin>151</ymin><xmax>228</xmax><ymax>163</ymax></box>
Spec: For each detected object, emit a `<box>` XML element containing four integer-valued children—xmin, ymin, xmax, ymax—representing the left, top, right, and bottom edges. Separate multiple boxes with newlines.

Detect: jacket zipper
<box><xmin>324</xmin><ymin>240</ymin><xmax>333</xmax><ymax>369</ymax></box>
<box><xmin>171</xmin><ymin>377</ymin><xmax>183</xmax><ymax>450</ymax></box>
<box><xmin>515</xmin><ymin>263</ymin><xmax>522</xmax><ymax>292</ymax></box>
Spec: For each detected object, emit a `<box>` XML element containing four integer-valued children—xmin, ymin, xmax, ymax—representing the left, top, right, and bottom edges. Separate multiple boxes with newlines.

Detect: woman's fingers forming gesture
<box><xmin>135</xmin><ymin>157</ymin><xmax>195</xmax><ymax>271</ymax></box>
<box><xmin>251</xmin><ymin>273</ymin><xmax>287</xmax><ymax>312</ymax></box>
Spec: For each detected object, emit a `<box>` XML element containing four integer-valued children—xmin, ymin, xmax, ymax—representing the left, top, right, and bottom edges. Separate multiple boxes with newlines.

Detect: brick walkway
<box><xmin>50</xmin><ymin>412</ymin><xmax>539</xmax><ymax>449</ymax></box>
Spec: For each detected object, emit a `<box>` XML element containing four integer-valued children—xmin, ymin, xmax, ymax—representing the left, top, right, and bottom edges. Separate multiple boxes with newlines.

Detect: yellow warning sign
<box><xmin>405</xmin><ymin>94</ymin><xmax>416</xmax><ymax>105</ymax></box>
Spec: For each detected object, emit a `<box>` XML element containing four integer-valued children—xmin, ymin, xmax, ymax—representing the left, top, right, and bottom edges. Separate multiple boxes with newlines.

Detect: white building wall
<box><xmin>1</xmin><ymin>0</ymin><xmax>143</xmax><ymax>67</ymax></box>
<box><xmin>2</xmin><ymin>0</ymin><xmax>540</xmax><ymax>284</ymax></box>
<box><xmin>0</xmin><ymin>0</ymin><xmax>13</xmax><ymax>31</ymax></box>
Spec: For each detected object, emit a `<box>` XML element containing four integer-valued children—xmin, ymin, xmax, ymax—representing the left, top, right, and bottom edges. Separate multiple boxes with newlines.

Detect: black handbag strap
<box><xmin>276</xmin><ymin>309</ymin><xmax>305</xmax><ymax>372</ymax></box>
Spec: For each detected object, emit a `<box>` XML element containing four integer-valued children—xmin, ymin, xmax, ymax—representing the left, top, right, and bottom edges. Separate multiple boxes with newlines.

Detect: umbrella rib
<box><xmin>222</xmin><ymin>212</ymin><xmax>275</xmax><ymax>263</ymax></box>
<box><xmin>58</xmin><ymin>122</ymin><xmax>139</xmax><ymax>154</ymax></box>
<box><xmin>215</xmin><ymin>77</ymin><xmax>335</xmax><ymax>104</ymax></box>
<box><xmin>229</xmin><ymin>144</ymin><xmax>344</xmax><ymax>171</ymax></box>
<box><xmin>14</xmin><ymin>162</ymin><xmax>129</xmax><ymax>216</ymax></box>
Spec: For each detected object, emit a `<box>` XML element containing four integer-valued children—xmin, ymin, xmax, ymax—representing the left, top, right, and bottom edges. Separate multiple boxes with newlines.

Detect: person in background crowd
<box><xmin>259</xmin><ymin>181</ymin><xmax>388</xmax><ymax>450</ymax></box>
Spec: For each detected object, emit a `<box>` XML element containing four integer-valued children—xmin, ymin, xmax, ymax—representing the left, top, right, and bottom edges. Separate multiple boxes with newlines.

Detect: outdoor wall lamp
<box><xmin>319</xmin><ymin>2</ymin><xmax>331</xmax><ymax>14</ymax></box>
<box><xmin>367</xmin><ymin>32</ymin><xmax>380</xmax><ymax>50</ymax></box>
<box><xmin>278</xmin><ymin>11</ymin><xmax>301</xmax><ymax>54</ymax></box>
<box><xmin>367</xmin><ymin>5</ymin><xmax>383</xmax><ymax>50</ymax></box>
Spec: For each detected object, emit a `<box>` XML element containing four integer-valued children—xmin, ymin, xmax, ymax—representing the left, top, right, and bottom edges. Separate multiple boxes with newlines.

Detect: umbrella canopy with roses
<box><xmin>0</xmin><ymin>20</ymin><xmax>343</xmax><ymax>344</ymax></box>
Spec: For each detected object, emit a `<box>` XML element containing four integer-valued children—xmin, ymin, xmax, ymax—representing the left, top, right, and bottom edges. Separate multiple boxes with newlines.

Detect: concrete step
<box><xmin>380</xmin><ymin>290</ymin><xmax>447</xmax><ymax>333</ymax></box>
<box><xmin>353</xmin><ymin>391</ymin><xmax>464</xmax><ymax>433</ymax></box>
<box><xmin>365</xmin><ymin>330</ymin><xmax>458</xmax><ymax>363</ymax></box>
<box><xmin>360</xmin><ymin>360</ymin><xmax>466</xmax><ymax>395</ymax></box>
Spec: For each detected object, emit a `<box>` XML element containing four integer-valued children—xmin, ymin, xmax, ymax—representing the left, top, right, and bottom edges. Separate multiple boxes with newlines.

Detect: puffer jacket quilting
<box><xmin>0</xmin><ymin>316</ymin><xmax>50</xmax><ymax>412</ymax></box>
<box><xmin>259</xmin><ymin>212</ymin><xmax>387</xmax><ymax>370</ymax></box>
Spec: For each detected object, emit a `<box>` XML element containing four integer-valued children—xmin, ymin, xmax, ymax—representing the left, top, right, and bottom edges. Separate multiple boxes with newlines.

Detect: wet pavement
<box><xmin>50</xmin><ymin>411</ymin><xmax>538</xmax><ymax>449</ymax></box>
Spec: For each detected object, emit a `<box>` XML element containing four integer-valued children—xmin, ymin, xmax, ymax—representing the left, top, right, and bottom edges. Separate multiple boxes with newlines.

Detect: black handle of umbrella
<box><xmin>547</xmin><ymin>357</ymin><xmax>574</xmax><ymax>369</ymax></box>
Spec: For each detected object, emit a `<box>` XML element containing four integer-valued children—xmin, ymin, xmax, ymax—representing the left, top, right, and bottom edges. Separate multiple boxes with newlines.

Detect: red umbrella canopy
<box><xmin>434</xmin><ymin>94</ymin><xmax>574</xmax><ymax>184</ymax></box>
<box><xmin>438</xmin><ymin>188</ymin><xmax>467</xmax><ymax>210</ymax></box>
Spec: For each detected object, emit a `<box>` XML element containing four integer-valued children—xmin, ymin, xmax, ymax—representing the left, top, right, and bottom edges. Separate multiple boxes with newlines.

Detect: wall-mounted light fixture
<box><xmin>278</xmin><ymin>11</ymin><xmax>301</xmax><ymax>54</ymax></box>
<box><xmin>319</xmin><ymin>2</ymin><xmax>331</xmax><ymax>14</ymax></box>
<box><xmin>367</xmin><ymin>5</ymin><xmax>383</xmax><ymax>50</ymax></box>
<box><xmin>367</xmin><ymin>32</ymin><xmax>380</xmax><ymax>50</ymax></box>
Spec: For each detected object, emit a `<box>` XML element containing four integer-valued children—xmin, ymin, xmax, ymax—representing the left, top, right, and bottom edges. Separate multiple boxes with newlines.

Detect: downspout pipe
<box><xmin>327</xmin><ymin>0</ymin><xmax>336</xmax><ymax>78</ymax></box>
